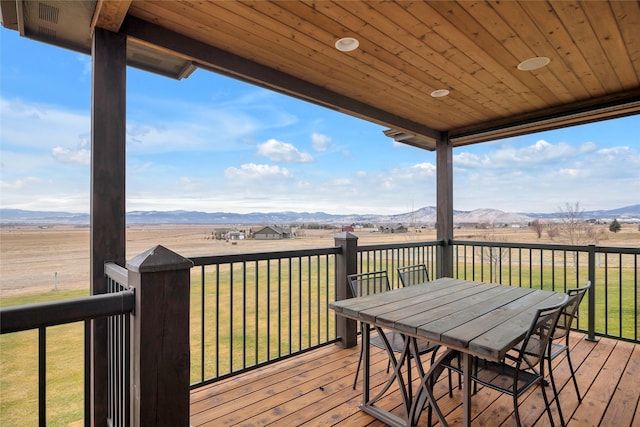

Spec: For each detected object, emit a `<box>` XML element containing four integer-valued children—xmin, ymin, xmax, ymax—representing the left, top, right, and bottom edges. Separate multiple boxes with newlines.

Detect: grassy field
<box><xmin>0</xmin><ymin>223</ymin><xmax>638</xmax><ymax>425</ymax></box>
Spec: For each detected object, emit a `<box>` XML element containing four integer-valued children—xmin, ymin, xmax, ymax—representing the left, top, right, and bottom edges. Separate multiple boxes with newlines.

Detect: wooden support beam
<box><xmin>91</xmin><ymin>27</ymin><xmax>127</xmax><ymax>426</ymax></box>
<box><xmin>436</xmin><ymin>135</ymin><xmax>453</xmax><ymax>278</ymax></box>
<box><xmin>91</xmin><ymin>0</ymin><xmax>132</xmax><ymax>33</ymax></box>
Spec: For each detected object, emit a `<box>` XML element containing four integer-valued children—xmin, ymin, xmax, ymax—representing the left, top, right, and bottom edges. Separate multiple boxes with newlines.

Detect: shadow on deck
<box><xmin>190</xmin><ymin>333</ymin><xmax>640</xmax><ymax>426</ymax></box>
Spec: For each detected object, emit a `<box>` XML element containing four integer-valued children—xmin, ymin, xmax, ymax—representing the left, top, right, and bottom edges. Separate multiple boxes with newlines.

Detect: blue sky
<box><xmin>1</xmin><ymin>29</ymin><xmax>639</xmax><ymax>215</ymax></box>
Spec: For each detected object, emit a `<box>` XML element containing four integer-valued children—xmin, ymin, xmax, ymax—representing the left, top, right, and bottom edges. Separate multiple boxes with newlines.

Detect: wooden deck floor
<box><xmin>190</xmin><ymin>333</ymin><xmax>640</xmax><ymax>426</ymax></box>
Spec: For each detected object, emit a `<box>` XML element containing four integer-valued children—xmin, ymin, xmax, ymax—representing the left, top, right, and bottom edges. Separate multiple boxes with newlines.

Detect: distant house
<box><xmin>342</xmin><ymin>225</ymin><xmax>354</xmax><ymax>232</ymax></box>
<box><xmin>213</xmin><ymin>228</ymin><xmax>229</xmax><ymax>240</ymax></box>
<box><xmin>392</xmin><ymin>224</ymin><xmax>408</xmax><ymax>233</ymax></box>
<box><xmin>253</xmin><ymin>225</ymin><xmax>292</xmax><ymax>240</ymax></box>
<box><xmin>379</xmin><ymin>224</ymin><xmax>408</xmax><ymax>233</ymax></box>
<box><xmin>227</xmin><ymin>231</ymin><xmax>245</xmax><ymax>240</ymax></box>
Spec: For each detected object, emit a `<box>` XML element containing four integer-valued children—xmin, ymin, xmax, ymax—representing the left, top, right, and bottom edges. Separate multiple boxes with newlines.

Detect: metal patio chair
<box><xmin>397</xmin><ymin>263</ymin><xmax>430</xmax><ymax>287</ymax></box>
<box><xmin>432</xmin><ymin>295</ymin><xmax>568</xmax><ymax>427</ymax></box>
<box><xmin>347</xmin><ymin>270</ymin><xmax>439</xmax><ymax>390</ymax></box>
<box><xmin>513</xmin><ymin>281</ymin><xmax>591</xmax><ymax>426</ymax></box>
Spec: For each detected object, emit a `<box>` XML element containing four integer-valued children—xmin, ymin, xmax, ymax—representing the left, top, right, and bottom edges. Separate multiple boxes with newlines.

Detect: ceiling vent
<box><xmin>38</xmin><ymin>3</ymin><xmax>59</xmax><ymax>23</ymax></box>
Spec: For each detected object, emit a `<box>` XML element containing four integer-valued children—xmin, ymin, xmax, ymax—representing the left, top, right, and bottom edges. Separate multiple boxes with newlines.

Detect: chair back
<box><xmin>554</xmin><ymin>281</ymin><xmax>591</xmax><ymax>338</ymax></box>
<box><xmin>397</xmin><ymin>264</ymin><xmax>429</xmax><ymax>287</ymax></box>
<box><xmin>519</xmin><ymin>295</ymin><xmax>568</xmax><ymax>370</ymax></box>
<box><xmin>347</xmin><ymin>270</ymin><xmax>391</xmax><ymax>298</ymax></box>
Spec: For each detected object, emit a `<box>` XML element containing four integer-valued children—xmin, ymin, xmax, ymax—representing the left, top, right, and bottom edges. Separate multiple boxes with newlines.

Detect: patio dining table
<box><xmin>330</xmin><ymin>277</ymin><xmax>567</xmax><ymax>427</ymax></box>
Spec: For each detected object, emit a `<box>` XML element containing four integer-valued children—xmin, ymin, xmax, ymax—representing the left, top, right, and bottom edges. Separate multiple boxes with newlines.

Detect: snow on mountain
<box><xmin>1</xmin><ymin>205</ymin><xmax>638</xmax><ymax>225</ymax></box>
<box><xmin>455</xmin><ymin>209</ymin><xmax>532</xmax><ymax>225</ymax></box>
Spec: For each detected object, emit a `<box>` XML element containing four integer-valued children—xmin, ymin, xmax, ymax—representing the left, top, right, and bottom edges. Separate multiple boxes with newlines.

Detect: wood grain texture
<box><xmin>121</xmin><ymin>0</ymin><xmax>640</xmax><ymax>146</ymax></box>
<box><xmin>190</xmin><ymin>333</ymin><xmax>640</xmax><ymax>426</ymax></box>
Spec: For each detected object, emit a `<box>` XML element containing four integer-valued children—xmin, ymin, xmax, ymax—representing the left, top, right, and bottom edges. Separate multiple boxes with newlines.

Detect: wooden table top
<box><xmin>330</xmin><ymin>277</ymin><xmax>567</xmax><ymax>361</ymax></box>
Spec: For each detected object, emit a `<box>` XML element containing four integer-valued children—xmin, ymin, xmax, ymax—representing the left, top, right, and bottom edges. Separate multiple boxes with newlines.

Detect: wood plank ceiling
<box><xmin>5</xmin><ymin>1</ymin><xmax>640</xmax><ymax>150</ymax></box>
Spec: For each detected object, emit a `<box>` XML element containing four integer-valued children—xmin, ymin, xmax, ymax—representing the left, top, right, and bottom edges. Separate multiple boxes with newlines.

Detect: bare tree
<box><xmin>546</xmin><ymin>224</ymin><xmax>559</xmax><ymax>240</ymax></box>
<box><xmin>530</xmin><ymin>219</ymin><xmax>544</xmax><ymax>239</ymax></box>
<box><xmin>558</xmin><ymin>202</ymin><xmax>602</xmax><ymax>245</ymax></box>
<box><xmin>482</xmin><ymin>224</ymin><xmax>509</xmax><ymax>283</ymax></box>
<box><xmin>558</xmin><ymin>202</ymin><xmax>603</xmax><ymax>281</ymax></box>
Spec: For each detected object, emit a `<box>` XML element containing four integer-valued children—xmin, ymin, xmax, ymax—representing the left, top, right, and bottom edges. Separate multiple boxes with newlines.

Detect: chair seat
<box><xmin>439</xmin><ymin>350</ymin><xmax>542</xmax><ymax>397</ymax></box>
<box><xmin>513</xmin><ymin>337</ymin><xmax>568</xmax><ymax>360</ymax></box>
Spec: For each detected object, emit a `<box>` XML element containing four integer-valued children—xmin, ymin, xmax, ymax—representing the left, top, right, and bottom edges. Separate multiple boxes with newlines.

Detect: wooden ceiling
<box><xmin>3</xmin><ymin>1</ymin><xmax>640</xmax><ymax>149</ymax></box>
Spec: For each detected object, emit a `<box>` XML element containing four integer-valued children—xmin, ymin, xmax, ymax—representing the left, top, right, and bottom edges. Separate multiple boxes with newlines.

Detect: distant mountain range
<box><xmin>2</xmin><ymin>205</ymin><xmax>639</xmax><ymax>226</ymax></box>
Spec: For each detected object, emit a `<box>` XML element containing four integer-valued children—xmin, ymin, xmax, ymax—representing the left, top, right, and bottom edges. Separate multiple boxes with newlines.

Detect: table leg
<box><xmin>363</xmin><ymin>324</ymin><xmax>370</xmax><ymax>404</ymax></box>
<box><xmin>462</xmin><ymin>353</ymin><xmax>472</xmax><ymax>427</ymax></box>
<box><xmin>359</xmin><ymin>326</ymin><xmax>411</xmax><ymax>427</ymax></box>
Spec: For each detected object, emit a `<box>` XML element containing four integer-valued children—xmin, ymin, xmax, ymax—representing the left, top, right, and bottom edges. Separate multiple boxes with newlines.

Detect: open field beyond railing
<box><xmin>1</xmin><ymin>237</ymin><xmax>638</xmax><ymax>425</ymax></box>
<box><xmin>451</xmin><ymin>241</ymin><xmax>639</xmax><ymax>341</ymax></box>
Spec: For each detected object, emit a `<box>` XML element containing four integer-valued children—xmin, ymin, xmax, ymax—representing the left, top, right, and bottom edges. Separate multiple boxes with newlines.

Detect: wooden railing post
<box><xmin>334</xmin><ymin>232</ymin><xmax>358</xmax><ymax>348</ymax></box>
<box><xmin>586</xmin><ymin>244</ymin><xmax>598</xmax><ymax>342</ymax></box>
<box><xmin>127</xmin><ymin>246</ymin><xmax>194</xmax><ymax>426</ymax></box>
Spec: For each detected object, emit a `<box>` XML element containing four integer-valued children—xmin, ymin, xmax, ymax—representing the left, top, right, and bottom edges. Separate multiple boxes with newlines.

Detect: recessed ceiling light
<box><xmin>335</xmin><ymin>37</ymin><xmax>359</xmax><ymax>52</ymax></box>
<box><xmin>430</xmin><ymin>89</ymin><xmax>450</xmax><ymax>98</ymax></box>
<box><xmin>517</xmin><ymin>56</ymin><xmax>551</xmax><ymax>71</ymax></box>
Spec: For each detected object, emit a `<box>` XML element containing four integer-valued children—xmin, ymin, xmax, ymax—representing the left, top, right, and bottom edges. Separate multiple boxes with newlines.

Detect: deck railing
<box><xmin>189</xmin><ymin>247</ymin><xmax>341</xmax><ymax>387</ymax></box>
<box><xmin>105</xmin><ymin>262</ymin><xmax>132</xmax><ymax>427</ymax></box>
<box><xmin>188</xmin><ymin>238</ymin><xmax>443</xmax><ymax>387</ymax></box>
<box><xmin>0</xmin><ymin>246</ymin><xmax>193</xmax><ymax>427</ymax></box>
<box><xmin>188</xmin><ymin>236</ymin><xmax>639</xmax><ymax>387</ymax></box>
<box><xmin>0</xmin><ymin>279</ymin><xmax>134</xmax><ymax>427</ymax></box>
<box><xmin>357</xmin><ymin>240</ymin><xmax>441</xmax><ymax>289</ymax></box>
<box><xmin>450</xmin><ymin>240</ymin><xmax>640</xmax><ymax>342</ymax></box>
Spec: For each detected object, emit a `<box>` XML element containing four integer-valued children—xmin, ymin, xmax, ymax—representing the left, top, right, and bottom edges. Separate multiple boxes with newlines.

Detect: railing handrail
<box><xmin>357</xmin><ymin>239</ymin><xmax>443</xmax><ymax>252</ymax></box>
<box><xmin>0</xmin><ymin>290</ymin><xmax>135</xmax><ymax>334</ymax></box>
<box><xmin>450</xmin><ymin>239</ymin><xmax>640</xmax><ymax>254</ymax></box>
<box><xmin>105</xmin><ymin>261</ymin><xmax>129</xmax><ymax>287</ymax></box>
<box><xmin>190</xmin><ymin>246</ymin><xmax>341</xmax><ymax>266</ymax></box>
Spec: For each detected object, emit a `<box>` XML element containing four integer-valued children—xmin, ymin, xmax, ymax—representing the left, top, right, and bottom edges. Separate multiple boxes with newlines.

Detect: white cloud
<box><xmin>0</xmin><ymin>176</ymin><xmax>43</xmax><ymax>190</ymax></box>
<box><xmin>77</xmin><ymin>55</ymin><xmax>91</xmax><ymax>76</ymax></box>
<box><xmin>558</xmin><ymin>168</ymin><xmax>584</xmax><ymax>177</ymax></box>
<box><xmin>331</xmin><ymin>178</ymin><xmax>351</xmax><ymax>186</ymax></box>
<box><xmin>0</xmin><ymin>98</ymin><xmax>89</xmax><ymax>151</ymax></box>
<box><xmin>125</xmin><ymin>91</ymin><xmax>298</xmax><ymax>153</ymax></box>
<box><xmin>224</xmin><ymin>163</ymin><xmax>291</xmax><ymax>180</ymax></box>
<box><xmin>453</xmin><ymin>152</ymin><xmax>482</xmax><ymax>167</ymax></box>
<box><xmin>177</xmin><ymin>176</ymin><xmax>207</xmax><ymax>191</ymax></box>
<box><xmin>412</xmin><ymin>162</ymin><xmax>436</xmax><ymax>175</ymax></box>
<box><xmin>52</xmin><ymin>147</ymin><xmax>90</xmax><ymax>165</ymax></box>
<box><xmin>452</xmin><ymin>139</ymin><xmax>639</xmax><ymax>212</ymax></box>
<box><xmin>311</xmin><ymin>133</ymin><xmax>331</xmax><ymax>152</ymax></box>
<box><xmin>454</xmin><ymin>140</ymin><xmax>593</xmax><ymax>169</ymax></box>
<box><xmin>257</xmin><ymin>139</ymin><xmax>313</xmax><ymax>163</ymax></box>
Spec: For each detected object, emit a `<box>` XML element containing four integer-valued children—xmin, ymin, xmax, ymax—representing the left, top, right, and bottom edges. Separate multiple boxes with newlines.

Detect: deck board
<box><xmin>190</xmin><ymin>334</ymin><xmax>639</xmax><ymax>426</ymax></box>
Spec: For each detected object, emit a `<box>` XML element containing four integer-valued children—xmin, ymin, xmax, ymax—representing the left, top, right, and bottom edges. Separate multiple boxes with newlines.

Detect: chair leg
<box><xmin>565</xmin><ymin>347</ymin><xmax>582</xmax><ymax>402</ymax></box>
<box><xmin>514</xmin><ymin>394</ymin><xmax>522</xmax><ymax>427</ymax></box>
<box><xmin>539</xmin><ymin>376</ymin><xmax>556</xmax><ymax>427</ymax></box>
<box><xmin>547</xmin><ymin>357</ymin><xmax>566</xmax><ymax>426</ymax></box>
<box><xmin>353</xmin><ymin>341</ymin><xmax>364</xmax><ymax>389</ymax></box>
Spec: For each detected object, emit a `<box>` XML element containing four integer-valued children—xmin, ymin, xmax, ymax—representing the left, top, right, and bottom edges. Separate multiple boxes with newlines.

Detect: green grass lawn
<box><xmin>1</xmin><ymin>290</ymin><xmax>87</xmax><ymax>427</ymax></box>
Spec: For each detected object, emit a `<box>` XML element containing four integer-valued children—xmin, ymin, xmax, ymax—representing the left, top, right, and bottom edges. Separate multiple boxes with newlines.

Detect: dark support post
<box><xmin>127</xmin><ymin>246</ymin><xmax>193</xmax><ymax>427</ymax></box>
<box><xmin>91</xmin><ymin>27</ymin><xmax>126</xmax><ymax>426</ymax></box>
<box><xmin>334</xmin><ymin>232</ymin><xmax>358</xmax><ymax>348</ymax></box>
<box><xmin>436</xmin><ymin>134</ymin><xmax>454</xmax><ymax>278</ymax></box>
<box><xmin>586</xmin><ymin>244</ymin><xmax>598</xmax><ymax>341</ymax></box>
